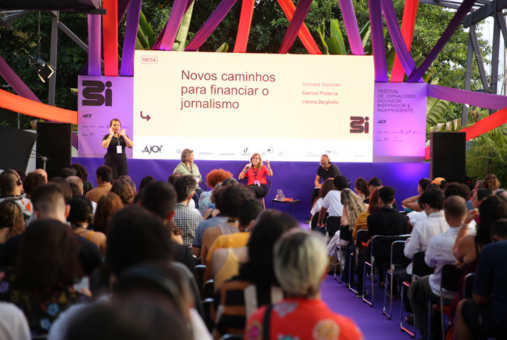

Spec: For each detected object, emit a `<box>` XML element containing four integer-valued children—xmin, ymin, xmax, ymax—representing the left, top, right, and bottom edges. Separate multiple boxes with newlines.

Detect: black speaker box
<box><xmin>36</xmin><ymin>123</ymin><xmax>72</xmax><ymax>177</ymax></box>
<box><xmin>0</xmin><ymin>125</ymin><xmax>38</xmax><ymax>171</ymax></box>
<box><xmin>430</xmin><ymin>132</ymin><xmax>466</xmax><ymax>182</ymax></box>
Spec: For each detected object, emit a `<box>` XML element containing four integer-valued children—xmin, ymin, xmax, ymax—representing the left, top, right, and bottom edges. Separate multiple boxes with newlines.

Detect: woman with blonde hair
<box><xmin>238</xmin><ymin>153</ymin><xmax>273</xmax><ymax>198</ymax></box>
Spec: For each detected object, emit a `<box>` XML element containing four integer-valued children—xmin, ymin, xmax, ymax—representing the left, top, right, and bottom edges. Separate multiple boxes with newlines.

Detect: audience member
<box><xmin>57</xmin><ymin>167</ymin><xmax>77</xmax><ymax>179</ymax></box>
<box><xmin>202</xmin><ymin>183</ymin><xmax>222</xmax><ymax>219</ymax></box>
<box><xmin>0</xmin><ymin>201</ymin><xmax>25</xmax><ymax>244</ymax></box>
<box><xmin>201</xmin><ymin>185</ymin><xmax>253</xmax><ymax>264</ymax></box>
<box><xmin>199</xmin><ymin>169</ymin><xmax>234</xmax><ymax>215</ymax></box>
<box><xmin>50</xmin><ymin>178</ymin><xmax>73</xmax><ymax>204</ymax></box>
<box><xmin>138</xmin><ymin>175</ymin><xmax>155</xmax><ymax>191</ymax></box>
<box><xmin>206</xmin><ymin>199</ymin><xmax>263</xmax><ymax>288</ymax></box>
<box><xmin>356</xmin><ymin>186</ymin><xmax>408</xmax><ymax>296</ymax></box>
<box><xmin>173</xmin><ymin>176</ymin><xmax>203</xmax><ymax>247</ymax></box>
<box><xmin>432</xmin><ymin>177</ymin><xmax>447</xmax><ymax>190</ymax></box>
<box><xmin>91</xmin><ymin>192</ymin><xmax>123</xmax><ymax>234</ymax></box>
<box><xmin>32</xmin><ymin>169</ymin><xmax>48</xmax><ymax>183</ymax></box>
<box><xmin>482</xmin><ymin>173</ymin><xmax>500</xmax><ymax>191</ymax></box>
<box><xmin>0</xmin><ymin>302</ymin><xmax>31</xmax><ymax>340</ymax></box>
<box><xmin>354</xmin><ymin>177</ymin><xmax>370</xmax><ymax>202</ymax></box>
<box><xmin>0</xmin><ymin>219</ymin><xmax>89</xmax><ymax>336</ymax></box>
<box><xmin>317</xmin><ymin>176</ymin><xmax>349</xmax><ymax>232</ymax></box>
<box><xmin>492</xmin><ymin>219</ymin><xmax>507</xmax><ymax>241</ymax></box>
<box><xmin>0</xmin><ymin>170</ymin><xmax>31</xmax><ymax>222</ymax></box>
<box><xmin>110</xmin><ymin>179</ymin><xmax>134</xmax><ymax>205</ymax></box>
<box><xmin>364</xmin><ymin>176</ymin><xmax>399</xmax><ymax>210</ymax></box>
<box><xmin>245</xmin><ymin>230</ymin><xmax>363</xmax><ymax>340</ymax></box>
<box><xmin>69</xmin><ymin>164</ymin><xmax>93</xmax><ymax>196</ymax></box>
<box><xmin>408</xmin><ymin>196</ymin><xmax>468</xmax><ymax>339</ymax></box>
<box><xmin>68</xmin><ymin>197</ymin><xmax>107</xmax><ymax>257</ymax></box>
<box><xmin>401</xmin><ymin>178</ymin><xmax>432</xmax><ymax>212</ymax></box>
<box><xmin>68</xmin><ymin>183</ymin><xmax>81</xmax><ymax>198</ymax></box>
<box><xmin>65</xmin><ymin>176</ymin><xmax>83</xmax><ymax>195</ymax></box>
<box><xmin>118</xmin><ymin>176</ymin><xmax>136</xmax><ymax>195</ymax></box>
<box><xmin>309</xmin><ymin>179</ymin><xmax>334</xmax><ymax>228</ymax></box>
<box><xmin>22</xmin><ymin>172</ymin><xmax>45</xmax><ymax>199</ymax></box>
<box><xmin>85</xmin><ymin>166</ymin><xmax>113</xmax><ymax>203</ymax></box>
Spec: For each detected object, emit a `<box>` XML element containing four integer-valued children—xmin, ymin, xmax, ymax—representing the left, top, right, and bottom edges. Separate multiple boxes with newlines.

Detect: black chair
<box><xmin>363</xmin><ymin>235</ymin><xmax>410</xmax><ymax>307</ymax></box>
<box><xmin>202</xmin><ymin>297</ymin><xmax>214</xmax><ymax>332</ymax></box>
<box><xmin>195</xmin><ymin>264</ymin><xmax>206</xmax><ymax>295</ymax></box>
<box><xmin>434</xmin><ymin>265</ymin><xmax>463</xmax><ymax>340</ymax></box>
<box><xmin>199</xmin><ymin>181</ymin><xmax>209</xmax><ymax>192</ymax></box>
<box><xmin>326</xmin><ymin>216</ymin><xmax>341</xmax><ymax>238</ymax></box>
<box><xmin>203</xmin><ymin>279</ymin><xmax>215</xmax><ymax>300</ymax></box>
<box><xmin>239</xmin><ymin>178</ymin><xmax>272</xmax><ymax>209</ymax></box>
<box><xmin>348</xmin><ymin>229</ymin><xmax>370</xmax><ymax>294</ymax></box>
<box><xmin>383</xmin><ymin>240</ymin><xmax>411</xmax><ymax>319</ymax></box>
<box><xmin>219</xmin><ymin>335</ymin><xmax>244</xmax><ymax>340</ymax></box>
<box><xmin>400</xmin><ymin>251</ymin><xmax>435</xmax><ymax>338</ymax></box>
<box><xmin>463</xmin><ymin>273</ymin><xmax>475</xmax><ymax>299</ymax></box>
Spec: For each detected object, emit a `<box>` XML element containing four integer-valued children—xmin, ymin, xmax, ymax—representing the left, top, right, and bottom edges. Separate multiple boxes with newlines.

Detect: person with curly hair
<box><xmin>110</xmin><ymin>180</ymin><xmax>134</xmax><ymax>205</ymax></box>
<box><xmin>69</xmin><ymin>164</ymin><xmax>94</xmax><ymax>196</ymax></box>
<box><xmin>199</xmin><ymin>169</ymin><xmax>234</xmax><ymax>215</ymax></box>
<box><xmin>0</xmin><ymin>200</ymin><xmax>26</xmax><ymax>244</ymax></box>
<box><xmin>92</xmin><ymin>192</ymin><xmax>123</xmax><ymax>234</ymax></box>
<box><xmin>483</xmin><ymin>174</ymin><xmax>500</xmax><ymax>191</ymax></box>
<box><xmin>23</xmin><ymin>173</ymin><xmax>46</xmax><ymax>199</ymax></box>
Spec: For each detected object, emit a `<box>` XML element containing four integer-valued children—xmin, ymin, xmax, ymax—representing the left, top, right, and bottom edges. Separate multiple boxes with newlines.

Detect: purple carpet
<box><xmin>321</xmin><ymin>275</ymin><xmax>412</xmax><ymax>339</ymax></box>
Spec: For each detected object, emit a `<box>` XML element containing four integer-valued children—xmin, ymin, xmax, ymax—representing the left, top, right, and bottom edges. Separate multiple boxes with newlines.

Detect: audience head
<box><xmin>221</xmin><ymin>177</ymin><xmax>238</xmax><ymax>187</ymax></box>
<box><xmin>209</xmin><ymin>183</ymin><xmax>222</xmax><ymax>204</ymax></box>
<box><xmin>240</xmin><ymin>210</ymin><xmax>299</xmax><ymax>286</ymax></box>
<box><xmin>107</xmin><ymin>206</ymin><xmax>173</xmax><ymax>276</ymax></box>
<box><xmin>180</xmin><ymin>149</ymin><xmax>194</xmax><ymax>164</ymax></box>
<box><xmin>238</xmin><ymin>199</ymin><xmax>263</xmax><ymax>231</ymax></box>
<box><xmin>118</xmin><ymin>176</ymin><xmax>136</xmax><ymax>195</ymax></box>
<box><xmin>168</xmin><ymin>173</ymin><xmax>183</xmax><ymax>186</ymax></box>
<box><xmin>66</xmin><ymin>176</ymin><xmax>84</xmax><ymax>194</ymax></box>
<box><xmin>96</xmin><ymin>166</ymin><xmax>113</xmax><ymax>184</ymax></box>
<box><xmin>206</xmin><ymin>169</ymin><xmax>233</xmax><ymax>189</ymax></box>
<box><xmin>31</xmin><ymin>184</ymin><xmax>69</xmax><ymax>223</ymax></box>
<box><xmin>418</xmin><ymin>178</ymin><xmax>432</xmax><ymax>194</ymax></box>
<box><xmin>216</xmin><ymin>185</ymin><xmax>253</xmax><ymax>218</ymax></box>
<box><xmin>333</xmin><ymin>176</ymin><xmax>349</xmax><ymax>191</ymax></box>
<box><xmin>0</xmin><ymin>200</ymin><xmax>25</xmax><ymax>241</ymax></box>
<box><xmin>50</xmin><ymin>177</ymin><xmax>72</xmax><ymax>204</ymax></box>
<box><xmin>111</xmin><ymin>180</ymin><xmax>134</xmax><ymax>205</ymax></box>
<box><xmin>67</xmin><ymin>196</ymin><xmax>94</xmax><ymax>227</ymax></box>
<box><xmin>69</xmin><ymin>183</ymin><xmax>82</xmax><ymax>198</ymax></box>
<box><xmin>57</xmin><ymin>167</ymin><xmax>77</xmax><ymax>179</ymax></box>
<box><xmin>32</xmin><ymin>169</ymin><xmax>48</xmax><ymax>183</ymax></box>
<box><xmin>378</xmin><ymin>186</ymin><xmax>396</xmax><ymax>206</ymax></box>
<box><xmin>444</xmin><ymin>183</ymin><xmax>471</xmax><ymax>202</ymax></box>
<box><xmin>173</xmin><ymin>176</ymin><xmax>196</xmax><ymax>203</ymax></box>
<box><xmin>274</xmin><ymin>230</ymin><xmax>327</xmax><ymax>298</ymax></box>
<box><xmin>63</xmin><ymin>298</ymin><xmax>192</xmax><ymax>340</ymax></box>
<box><xmin>14</xmin><ymin>169</ymin><xmax>26</xmax><ymax>183</ymax></box>
<box><xmin>443</xmin><ymin>196</ymin><xmax>467</xmax><ymax>226</ymax></box>
<box><xmin>341</xmin><ymin>189</ymin><xmax>366</xmax><ymax>229</ymax></box>
<box><xmin>139</xmin><ymin>176</ymin><xmax>156</xmax><ymax>192</ymax></box>
<box><xmin>14</xmin><ymin>219</ymin><xmax>81</xmax><ymax>290</ymax></box>
<box><xmin>368</xmin><ymin>189</ymin><xmax>381</xmax><ymax>214</ymax></box>
<box><xmin>141</xmin><ymin>181</ymin><xmax>177</xmax><ymax>221</ymax></box>
<box><xmin>492</xmin><ymin>219</ymin><xmax>507</xmax><ymax>242</ymax></box>
<box><xmin>425</xmin><ymin>183</ymin><xmax>441</xmax><ymax>191</ymax></box>
<box><xmin>0</xmin><ymin>170</ymin><xmax>22</xmax><ymax>195</ymax></box>
<box><xmin>92</xmin><ymin>192</ymin><xmax>123</xmax><ymax>234</ymax></box>
<box><xmin>320</xmin><ymin>179</ymin><xmax>335</xmax><ymax>199</ymax></box>
<box><xmin>483</xmin><ymin>174</ymin><xmax>500</xmax><ymax>191</ymax></box>
<box><xmin>354</xmin><ymin>177</ymin><xmax>369</xmax><ymax>198</ymax></box>
<box><xmin>476</xmin><ymin>195</ymin><xmax>507</xmax><ymax>245</ymax></box>
<box><xmin>368</xmin><ymin>177</ymin><xmax>382</xmax><ymax>192</ymax></box>
<box><xmin>418</xmin><ymin>189</ymin><xmax>445</xmax><ymax>214</ymax></box>
<box><xmin>69</xmin><ymin>163</ymin><xmax>88</xmax><ymax>182</ymax></box>
<box><xmin>432</xmin><ymin>177</ymin><xmax>447</xmax><ymax>190</ymax></box>
<box><xmin>22</xmin><ymin>172</ymin><xmax>46</xmax><ymax>198</ymax></box>
<box><xmin>472</xmin><ymin>188</ymin><xmax>493</xmax><ymax>209</ymax></box>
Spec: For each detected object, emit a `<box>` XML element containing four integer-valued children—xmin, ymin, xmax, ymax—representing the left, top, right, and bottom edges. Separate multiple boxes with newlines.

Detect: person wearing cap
<box><xmin>432</xmin><ymin>177</ymin><xmax>447</xmax><ymax>190</ymax></box>
<box><xmin>317</xmin><ymin>176</ymin><xmax>349</xmax><ymax>231</ymax></box>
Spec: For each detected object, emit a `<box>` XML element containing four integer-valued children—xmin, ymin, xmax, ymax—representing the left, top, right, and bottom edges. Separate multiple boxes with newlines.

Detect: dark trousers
<box><xmin>105</xmin><ymin>157</ymin><xmax>128</xmax><ymax>180</ymax></box>
<box><xmin>192</xmin><ymin>188</ymin><xmax>203</xmax><ymax>209</ymax></box>
<box><xmin>248</xmin><ymin>184</ymin><xmax>266</xmax><ymax>199</ymax></box>
<box><xmin>408</xmin><ymin>276</ymin><xmax>442</xmax><ymax>339</ymax></box>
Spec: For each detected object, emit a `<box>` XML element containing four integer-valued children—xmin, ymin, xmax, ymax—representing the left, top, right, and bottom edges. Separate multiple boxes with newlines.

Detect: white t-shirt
<box><xmin>321</xmin><ymin>190</ymin><xmax>344</xmax><ymax>217</ymax></box>
<box><xmin>0</xmin><ymin>302</ymin><xmax>31</xmax><ymax>340</ymax></box>
<box><xmin>310</xmin><ymin>198</ymin><xmax>323</xmax><ymax>216</ymax></box>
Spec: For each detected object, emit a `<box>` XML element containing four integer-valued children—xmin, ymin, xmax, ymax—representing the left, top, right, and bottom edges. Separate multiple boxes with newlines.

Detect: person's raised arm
<box><xmin>402</xmin><ymin>195</ymin><xmax>421</xmax><ymax>211</ymax></box>
<box><xmin>101</xmin><ymin>127</ymin><xmax>114</xmax><ymax>148</ymax></box>
<box><xmin>238</xmin><ymin>163</ymin><xmax>250</xmax><ymax>180</ymax></box>
<box><xmin>265</xmin><ymin>160</ymin><xmax>273</xmax><ymax>176</ymax></box>
<box><xmin>314</xmin><ymin>175</ymin><xmax>322</xmax><ymax>188</ymax></box>
<box><xmin>453</xmin><ymin>209</ymin><xmax>478</xmax><ymax>258</ymax></box>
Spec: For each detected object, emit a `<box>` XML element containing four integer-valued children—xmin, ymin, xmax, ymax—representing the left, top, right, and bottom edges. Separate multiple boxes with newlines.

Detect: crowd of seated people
<box><xmin>1</xmin><ymin>164</ymin><xmax>507</xmax><ymax>340</ymax></box>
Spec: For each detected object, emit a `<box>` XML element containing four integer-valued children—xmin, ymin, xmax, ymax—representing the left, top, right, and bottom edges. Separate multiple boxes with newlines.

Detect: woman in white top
<box><xmin>309</xmin><ymin>179</ymin><xmax>335</xmax><ymax>228</ymax></box>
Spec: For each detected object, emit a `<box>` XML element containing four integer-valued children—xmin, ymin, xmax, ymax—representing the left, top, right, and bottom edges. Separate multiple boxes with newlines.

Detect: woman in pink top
<box><xmin>238</xmin><ymin>153</ymin><xmax>273</xmax><ymax>198</ymax></box>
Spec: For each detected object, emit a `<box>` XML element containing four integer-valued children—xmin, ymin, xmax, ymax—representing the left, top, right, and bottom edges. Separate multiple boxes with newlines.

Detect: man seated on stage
<box><xmin>308</xmin><ymin>154</ymin><xmax>341</xmax><ymax>223</ymax></box>
<box><xmin>85</xmin><ymin>166</ymin><xmax>113</xmax><ymax>203</ymax></box>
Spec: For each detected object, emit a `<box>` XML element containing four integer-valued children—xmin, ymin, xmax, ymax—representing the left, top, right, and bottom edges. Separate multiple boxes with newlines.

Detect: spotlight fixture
<box><xmin>28</xmin><ymin>55</ymin><xmax>55</xmax><ymax>83</ymax></box>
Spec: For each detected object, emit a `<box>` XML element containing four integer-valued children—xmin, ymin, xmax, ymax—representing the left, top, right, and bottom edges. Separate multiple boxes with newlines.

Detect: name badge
<box><xmin>254</xmin><ymin>180</ymin><xmax>260</xmax><ymax>186</ymax></box>
<box><xmin>117</xmin><ymin>145</ymin><xmax>122</xmax><ymax>154</ymax></box>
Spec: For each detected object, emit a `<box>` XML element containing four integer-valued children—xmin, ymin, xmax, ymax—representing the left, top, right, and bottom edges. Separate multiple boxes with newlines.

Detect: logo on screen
<box><xmin>142</xmin><ymin>145</ymin><xmax>164</xmax><ymax>154</ymax></box>
<box><xmin>350</xmin><ymin>116</ymin><xmax>369</xmax><ymax>134</ymax></box>
<box><xmin>377</xmin><ymin>120</ymin><xmax>386</xmax><ymax>124</ymax></box>
<box><xmin>267</xmin><ymin>147</ymin><xmax>274</xmax><ymax>154</ymax></box>
<box><xmin>82</xmin><ymin>114</ymin><xmax>92</xmax><ymax>118</ymax></box>
<box><xmin>82</xmin><ymin>81</ymin><xmax>112</xmax><ymax>106</ymax></box>
<box><xmin>176</xmin><ymin>149</ymin><xmax>181</xmax><ymax>153</ymax></box>
<box><xmin>199</xmin><ymin>152</ymin><xmax>212</xmax><ymax>156</ymax></box>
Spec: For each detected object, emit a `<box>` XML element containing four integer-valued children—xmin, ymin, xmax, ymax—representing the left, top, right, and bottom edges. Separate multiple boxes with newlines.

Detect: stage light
<box><xmin>28</xmin><ymin>55</ymin><xmax>55</xmax><ymax>83</ymax></box>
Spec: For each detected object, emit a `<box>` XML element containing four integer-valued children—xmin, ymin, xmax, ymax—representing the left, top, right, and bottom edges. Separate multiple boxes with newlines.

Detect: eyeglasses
<box><xmin>320</xmin><ymin>163</ymin><xmax>329</xmax><ymax>166</ymax></box>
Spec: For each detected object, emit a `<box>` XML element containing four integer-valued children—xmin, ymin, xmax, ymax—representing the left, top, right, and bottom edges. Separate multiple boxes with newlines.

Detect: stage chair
<box><xmin>199</xmin><ymin>181</ymin><xmax>210</xmax><ymax>192</ymax></box>
<box><xmin>239</xmin><ymin>178</ymin><xmax>271</xmax><ymax>209</ymax></box>
<box><xmin>363</xmin><ymin>235</ymin><xmax>410</xmax><ymax>307</ymax></box>
<box><xmin>349</xmin><ymin>230</ymin><xmax>370</xmax><ymax>294</ymax></box>
<box><xmin>203</xmin><ymin>279</ymin><xmax>215</xmax><ymax>300</ymax></box>
<box><xmin>400</xmin><ymin>251</ymin><xmax>435</xmax><ymax>338</ymax></box>
<box><xmin>383</xmin><ymin>240</ymin><xmax>411</xmax><ymax>319</ymax></box>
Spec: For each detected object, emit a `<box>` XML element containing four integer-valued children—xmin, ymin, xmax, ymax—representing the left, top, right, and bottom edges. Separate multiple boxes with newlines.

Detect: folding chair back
<box><xmin>463</xmin><ymin>273</ymin><xmax>475</xmax><ymax>299</ymax></box>
<box><xmin>412</xmin><ymin>251</ymin><xmax>434</xmax><ymax>278</ymax></box>
<box><xmin>392</xmin><ymin>240</ymin><xmax>412</xmax><ymax>267</ymax></box>
<box><xmin>441</xmin><ymin>264</ymin><xmax>463</xmax><ymax>292</ymax></box>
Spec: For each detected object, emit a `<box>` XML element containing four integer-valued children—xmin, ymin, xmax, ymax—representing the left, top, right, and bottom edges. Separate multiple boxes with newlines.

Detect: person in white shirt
<box><xmin>317</xmin><ymin>176</ymin><xmax>349</xmax><ymax>229</ymax></box>
<box><xmin>408</xmin><ymin>196</ymin><xmax>471</xmax><ymax>339</ymax></box>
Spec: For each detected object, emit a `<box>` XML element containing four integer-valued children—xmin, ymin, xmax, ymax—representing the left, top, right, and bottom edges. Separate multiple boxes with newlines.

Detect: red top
<box><xmin>245</xmin><ymin>297</ymin><xmax>363</xmax><ymax>340</ymax></box>
<box><xmin>244</xmin><ymin>165</ymin><xmax>270</xmax><ymax>186</ymax></box>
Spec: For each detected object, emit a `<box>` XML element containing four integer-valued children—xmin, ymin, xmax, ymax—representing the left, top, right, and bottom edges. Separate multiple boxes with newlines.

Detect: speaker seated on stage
<box><xmin>0</xmin><ymin>170</ymin><xmax>31</xmax><ymax>223</ymax></box>
<box><xmin>85</xmin><ymin>166</ymin><xmax>113</xmax><ymax>204</ymax></box>
<box><xmin>310</xmin><ymin>155</ymin><xmax>341</xmax><ymax>219</ymax></box>
<box><xmin>316</xmin><ymin>176</ymin><xmax>348</xmax><ymax>231</ymax></box>
<box><xmin>238</xmin><ymin>153</ymin><xmax>273</xmax><ymax>199</ymax></box>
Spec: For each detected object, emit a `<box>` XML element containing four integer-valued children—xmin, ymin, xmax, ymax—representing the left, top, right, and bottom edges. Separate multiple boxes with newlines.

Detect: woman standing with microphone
<box><xmin>238</xmin><ymin>153</ymin><xmax>273</xmax><ymax>198</ymax></box>
<box><xmin>102</xmin><ymin>118</ymin><xmax>133</xmax><ymax>179</ymax></box>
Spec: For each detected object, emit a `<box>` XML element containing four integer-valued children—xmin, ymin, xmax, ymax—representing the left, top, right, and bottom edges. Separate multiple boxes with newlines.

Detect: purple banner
<box><xmin>407</xmin><ymin>0</ymin><xmax>475</xmax><ymax>82</ymax></box>
<box><xmin>278</xmin><ymin>0</ymin><xmax>314</xmax><ymax>54</ymax></box>
<box><xmin>428</xmin><ymin>84</ymin><xmax>507</xmax><ymax>110</ymax></box>
<box><xmin>338</xmin><ymin>0</ymin><xmax>364</xmax><ymax>55</ymax></box>
<box><xmin>367</xmin><ymin>0</ymin><xmax>388</xmax><ymax>82</ymax></box>
<box><xmin>152</xmin><ymin>0</ymin><xmax>188</xmax><ymax>50</ymax></box>
<box><xmin>373</xmin><ymin>83</ymin><xmax>427</xmax><ymax>162</ymax></box>
<box><xmin>120</xmin><ymin>0</ymin><xmax>142</xmax><ymax>76</ymax></box>
<box><xmin>87</xmin><ymin>15</ymin><xmax>102</xmax><ymax>76</ymax></box>
<box><xmin>185</xmin><ymin>0</ymin><xmax>238</xmax><ymax>51</ymax></box>
<box><xmin>0</xmin><ymin>54</ymin><xmax>41</xmax><ymax>103</ymax></box>
<box><xmin>78</xmin><ymin>76</ymin><xmax>133</xmax><ymax>158</ymax></box>
<box><xmin>381</xmin><ymin>0</ymin><xmax>418</xmax><ymax>79</ymax></box>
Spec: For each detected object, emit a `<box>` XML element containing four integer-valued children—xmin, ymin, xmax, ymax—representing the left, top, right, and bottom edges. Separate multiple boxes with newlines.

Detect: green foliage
<box><xmin>466</xmin><ymin>127</ymin><xmax>507</xmax><ymax>186</ymax></box>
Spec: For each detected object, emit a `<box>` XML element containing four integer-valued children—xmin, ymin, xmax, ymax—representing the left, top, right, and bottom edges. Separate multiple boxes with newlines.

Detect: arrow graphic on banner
<box><xmin>140</xmin><ymin>111</ymin><xmax>151</xmax><ymax>121</ymax></box>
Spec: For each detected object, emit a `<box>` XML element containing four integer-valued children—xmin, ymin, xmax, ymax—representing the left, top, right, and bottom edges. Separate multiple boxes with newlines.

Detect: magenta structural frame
<box><xmin>120</xmin><ymin>0</ymin><xmax>142</xmax><ymax>76</ymax></box>
<box><xmin>152</xmin><ymin>0</ymin><xmax>189</xmax><ymax>50</ymax></box>
<box><xmin>367</xmin><ymin>0</ymin><xmax>388</xmax><ymax>82</ymax></box>
<box><xmin>87</xmin><ymin>14</ymin><xmax>102</xmax><ymax>76</ymax></box>
<box><xmin>338</xmin><ymin>0</ymin><xmax>365</xmax><ymax>55</ymax></box>
<box><xmin>428</xmin><ymin>85</ymin><xmax>507</xmax><ymax>111</ymax></box>
<box><xmin>278</xmin><ymin>0</ymin><xmax>314</xmax><ymax>54</ymax></box>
